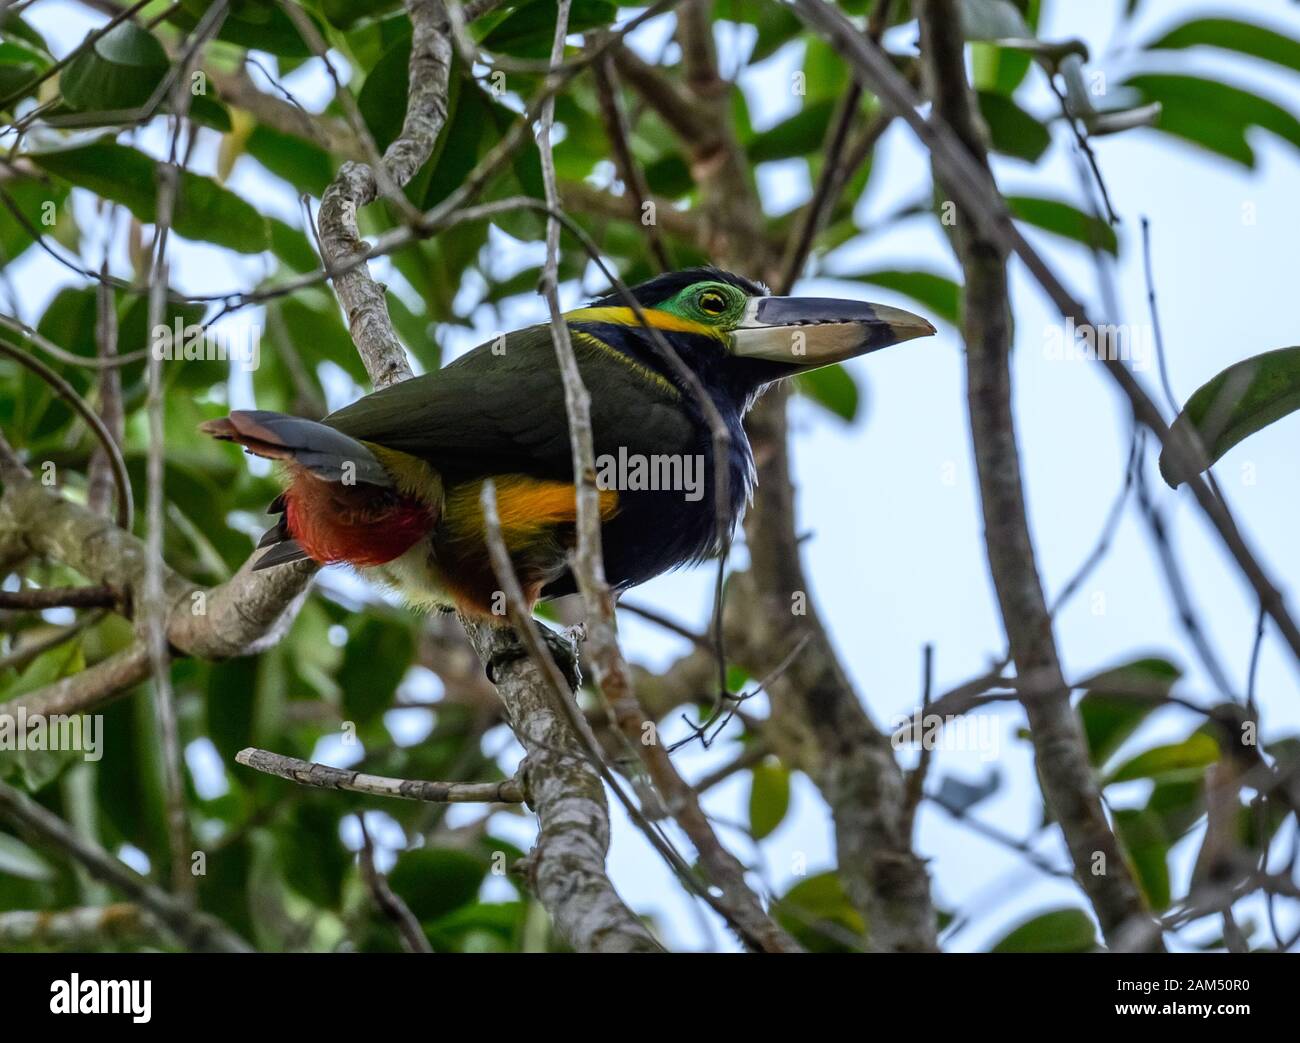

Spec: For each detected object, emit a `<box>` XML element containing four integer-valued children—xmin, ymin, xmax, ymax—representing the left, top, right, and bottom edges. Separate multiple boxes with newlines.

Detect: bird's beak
<box><xmin>728</xmin><ymin>296</ymin><xmax>936</xmax><ymax>368</ymax></box>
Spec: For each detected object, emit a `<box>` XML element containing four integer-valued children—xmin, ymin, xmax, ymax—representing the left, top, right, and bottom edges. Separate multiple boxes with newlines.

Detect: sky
<box><xmin>7</xmin><ymin>0</ymin><xmax>1300</xmax><ymax>952</ymax></box>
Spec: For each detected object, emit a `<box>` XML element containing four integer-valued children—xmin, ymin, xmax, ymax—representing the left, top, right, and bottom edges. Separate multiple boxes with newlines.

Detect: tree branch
<box><xmin>790</xmin><ymin>0</ymin><xmax>1300</xmax><ymax>672</ymax></box>
<box><xmin>0</xmin><ymin>903</ymin><xmax>164</xmax><ymax>950</ymax></box>
<box><xmin>0</xmin><ymin>780</ymin><xmax>251</xmax><ymax>953</ymax></box>
<box><xmin>235</xmin><ymin>747</ymin><xmax>525</xmax><ymax>804</ymax></box>
<box><xmin>912</xmin><ymin>0</ymin><xmax>1157</xmax><ymax>947</ymax></box>
<box><xmin>315</xmin><ymin>0</ymin><xmax>453</xmax><ymax>389</ymax></box>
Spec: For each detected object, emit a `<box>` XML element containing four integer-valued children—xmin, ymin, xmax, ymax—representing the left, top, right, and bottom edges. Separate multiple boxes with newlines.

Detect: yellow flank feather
<box><xmin>563</xmin><ymin>306</ymin><xmax>726</xmax><ymax>339</ymax></box>
<box><xmin>442</xmin><ymin>475</ymin><xmax>619</xmax><ymax>548</ymax></box>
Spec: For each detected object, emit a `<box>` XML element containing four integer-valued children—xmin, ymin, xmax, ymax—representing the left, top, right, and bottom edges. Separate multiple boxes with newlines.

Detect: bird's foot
<box><xmin>484</xmin><ymin>622</ymin><xmax>582</xmax><ymax>691</ymax></box>
<box><xmin>541</xmin><ymin>624</ymin><xmax>583</xmax><ymax>691</ymax></box>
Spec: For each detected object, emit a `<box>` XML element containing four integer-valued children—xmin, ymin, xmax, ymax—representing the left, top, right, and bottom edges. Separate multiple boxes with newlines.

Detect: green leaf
<box><xmin>1007</xmin><ymin>195</ymin><xmax>1117</xmax><ymax>254</ymax></box>
<box><xmin>1106</xmin><ymin>731</ymin><xmax>1220</xmax><ymax>786</ymax></box>
<box><xmin>746</xmin><ymin>99</ymin><xmax>836</xmax><ymax>164</ymax></box>
<box><xmin>801</xmin><ymin>35</ymin><xmax>850</xmax><ymax>99</ymax></box>
<box><xmin>166</xmin><ymin>1</ymin><xmax>323</xmax><ymax>59</ymax></box>
<box><xmin>747</xmin><ymin>759</ymin><xmax>791</xmax><ymax>839</ymax></box>
<box><xmin>480</xmin><ymin>0</ymin><xmax>618</xmax><ymax>58</ymax></box>
<box><xmin>207</xmin><ymin>657</ymin><xmax>259</xmax><ymax>766</ymax></box>
<box><xmin>0</xmin><ymin>36</ymin><xmax>52</xmax><ymax>109</ymax></box>
<box><xmin>322</xmin><ymin>0</ymin><xmax>400</xmax><ymax>30</ymax></box>
<box><xmin>338</xmin><ymin>617</ymin><xmax>413</xmax><ymax>725</ymax></box>
<box><xmin>1113</xmin><ymin>807</ymin><xmax>1172</xmax><ymax>910</ymax></box>
<box><xmin>0</xmin><ymin>12</ymin><xmax>50</xmax><ymax>53</ymax></box>
<box><xmin>976</xmin><ymin>90</ymin><xmax>1050</xmax><ymax>161</ymax></box>
<box><xmin>1077</xmin><ymin>657</ymin><xmax>1181</xmax><ymax>767</ymax></box>
<box><xmin>60</xmin><ymin>21</ymin><xmax>168</xmax><ymax>115</ymax></box>
<box><xmin>0</xmin><ymin>834</ymin><xmax>54</xmax><ymax>881</ymax></box>
<box><xmin>972</xmin><ymin>41</ymin><xmax>1033</xmax><ymax>96</ymax></box>
<box><xmin>420</xmin><ymin>76</ymin><xmax>489</xmax><ymax>211</ymax></box>
<box><xmin>387</xmin><ymin>848</ymin><xmax>486</xmax><ymax>921</ymax></box>
<box><xmin>1146</xmin><ymin>17</ymin><xmax>1300</xmax><ymax>75</ymax></box>
<box><xmin>424</xmin><ymin>901</ymin><xmax>526</xmax><ymax>950</ymax></box>
<box><xmin>1159</xmin><ymin>347</ymin><xmax>1300</xmax><ymax>487</ymax></box>
<box><xmin>1146</xmin><ymin>778</ymin><xmax>1206</xmax><ymax>843</ymax></box>
<box><xmin>268</xmin><ymin>218</ymin><xmax>318</xmax><ymax>274</ymax></box>
<box><xmin>245</xmin><ymin>124</ymin><xmax>334</xmax><ymax>196</ymax></box>
<box><xmin>186</xmin><ymin>93</ymin><xmax>232</xmax><ymax>134</ymax></box>
<box><xmin>773</xmin><ymin>871</ymin><xmax>866</xmax><ymax>952</ymax></box>
<box><xmin>278</xmin><ymin>801</ymin><xmax>349</xmax><ymax>909</ymax></box>
<box><xmin>840</xmin><ymin>269</ymin><xmax>961</xmax><ymax>327</ymax></box>
<box><xmin>718</xmin><ymin>0</ymin><xmax>802</xmax><ymax>63</ymax></box>
<box><xmin>30</xmin><ymin>142</ymin><xmax>270</xmax><ymax>254</ymax></box>
<box><xmin>961</xmin><ymin>0</ymin><xmax>1031</xmax><ymax>40</ymax></box>
<box><xmin>991</xmin><ymin>907</ymin><xmax>1098</xmax><ymax>952</ymax></box>
<box><xmin>0</xmin><ymin>177</ymin><xmax>68</xmax><ymax>266</ymax></box>
<box><xmin>794</xmin><ymin>364</ymin><xmax>859</xmax><ymax>422</ymax></box>
<box><xmin>1123</xmin><ymin>74</ymin><xmax>1300</xmax><ymax>168</ymax></box>
<box><xmin>357</xmin><ymin>29</ymin><xmax>413</xmax><ymax>153</ymax></box>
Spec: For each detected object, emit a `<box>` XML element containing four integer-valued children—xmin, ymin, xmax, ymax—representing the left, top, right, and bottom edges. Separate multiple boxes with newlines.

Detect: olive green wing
<box><xmin>324</xmin><ymin>325</ymin><xmax>697</xmax><ymax>483</ymax></box>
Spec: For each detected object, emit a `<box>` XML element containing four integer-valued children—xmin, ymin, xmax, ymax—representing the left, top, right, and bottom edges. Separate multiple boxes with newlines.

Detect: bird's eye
<box><xmin>698</xmin><ymin>290</ymin><xmax>727</xmax><ymax>315</ymax></box>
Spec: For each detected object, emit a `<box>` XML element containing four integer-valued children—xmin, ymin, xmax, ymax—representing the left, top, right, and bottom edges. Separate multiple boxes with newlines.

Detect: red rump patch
<box><xmin>283</xmin><ymin>470</ymin><xmax>435</xmax><ymax>568</ymax></box>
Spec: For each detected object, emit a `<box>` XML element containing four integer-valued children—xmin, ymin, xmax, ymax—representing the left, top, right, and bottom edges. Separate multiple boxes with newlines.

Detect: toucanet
<box><xmin>201</xmin><ymin>268</ymin><xmax>934</xmax><ymax>616</ymax></box>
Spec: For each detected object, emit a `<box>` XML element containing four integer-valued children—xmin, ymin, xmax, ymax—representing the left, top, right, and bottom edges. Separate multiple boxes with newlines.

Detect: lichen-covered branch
<box><xmin>315</xmin><ymin>0</ymin><xmax>453</xmax><ymax>389</ymax></box>
<box><xmin>459</xmin><ymin>618</ymin><xmax>663</xmax><ymax>953</ymax></box>
<box><xmin>0</xmin><ymin>474</ymin><xmax>313</xmax><ymax>714</ymax></box>
<box><xmin>235</xmin><ymin>747</ymin><xmax>525</xmax><ymax>804</ymax></box>
<box><xmin>0</xmin><ymin>903</ymin><xmax>163</xmax><ymax>950</ymax></box>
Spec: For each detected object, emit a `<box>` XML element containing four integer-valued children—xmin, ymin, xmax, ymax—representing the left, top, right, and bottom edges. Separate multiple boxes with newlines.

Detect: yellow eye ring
<box><xmin>698</xmin><ymin>290</ymin><xmax>727</xmax><ymax>314</ymax></box>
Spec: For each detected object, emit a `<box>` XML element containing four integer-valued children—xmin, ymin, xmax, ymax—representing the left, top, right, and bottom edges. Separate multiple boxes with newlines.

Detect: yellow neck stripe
<box><xmin>572</xmin><ymin>330</ymin><xmax>680</xmax><ymax>398</ymax></box>
<box><xmin>564</xmin><ymin>306</ymin><xmax>725</xmax><ymax>339</ymax></box>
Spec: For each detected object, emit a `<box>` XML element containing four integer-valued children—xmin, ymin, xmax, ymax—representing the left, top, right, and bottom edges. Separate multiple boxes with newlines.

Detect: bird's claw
<box><xmin>484</xmin><ymin>623</ymin><xmax>582</xmax><ymax>691</ymax></box>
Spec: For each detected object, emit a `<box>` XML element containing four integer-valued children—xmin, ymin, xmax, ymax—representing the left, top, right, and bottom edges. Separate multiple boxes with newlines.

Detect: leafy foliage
<box><xmin>0</xmin><ymin>0</ymin><xmax>1297</xmax><ymax>956</ymax></box>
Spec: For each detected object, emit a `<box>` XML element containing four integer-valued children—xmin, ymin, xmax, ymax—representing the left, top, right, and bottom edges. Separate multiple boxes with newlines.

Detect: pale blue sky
<box><xmin>8</xmin><ymin>0</ymin><xmax>1299</xmax><ymax>951</ymax></box>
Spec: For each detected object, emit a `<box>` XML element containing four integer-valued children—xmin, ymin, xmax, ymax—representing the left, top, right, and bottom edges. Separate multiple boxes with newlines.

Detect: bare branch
<box><xmin>235</xmin><ymin>747</ymin><xmax>525</xmax><ymax>804</ymax></box>
<box><xmin>315</xmin><ymin>0</ymin><xmax>453</xmax><ymax>389</ymax></box>
<box><xmin>357</xmin><ymin>816</ymin><xmax>434</xmax><ymax>953</ymax></box>
<box><xmin>913</xmin><ymin>0</ymin><xmax>1156</xmax><ymax>946</ymax></box>
<box><xmin>87</xmin><ymin>268</ymin><xmax>124</xmax><ymax>518</ymax></box>
<box><xmin>790</xmin><ymin>0</ymin><xmax>1300</xmax><ymax>670</ymax></box>
<box><xmin>0</xmin><ymin>780</ymin><xmax>251</xmax><ymax>953</ymax></box>
<box><xmin>465</xmin><ymin>483</ymin><xmax>664</xmax><ymax>954</ymax></box>
<box><xmin>0</xmin><ymin>586</ymin><xmax>118</xmax><ymax>610</ymax></box>
<box><xmin>0</xmin><ymin>903</ymin><xmax>164</xmax><ymax>950</ymax></box>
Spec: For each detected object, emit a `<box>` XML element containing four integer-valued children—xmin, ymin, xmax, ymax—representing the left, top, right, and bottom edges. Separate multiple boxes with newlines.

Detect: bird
<box><xmin>201</xmin><ymin>267</ymin><xmax>934</xmax><ymax>618</ymax></box>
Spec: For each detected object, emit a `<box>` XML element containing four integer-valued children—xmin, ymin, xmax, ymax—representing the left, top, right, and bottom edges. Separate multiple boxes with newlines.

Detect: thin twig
<box><xmin>142</xmin><ymin>1</ymin><xmax>229</xmax><ymax>900</ymax></box>
<box><xmin>87</xmin><ymin>264</ymin><xmax>124</xmax><ymax>518</ymax></box>
<box><xmin>357</xmin><ymin>816</ymin><xmax>434</xmax><ymax>953</ymax></box>
<box><xmin>0</xmin><ymin>333</ymin><xmax>133</xmax><ymax>530</ymax></box>
<box><xmin>590</xmin><ymin>50</ymin><xmax>673</xmax><ymax>272</ymax></box>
